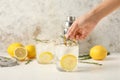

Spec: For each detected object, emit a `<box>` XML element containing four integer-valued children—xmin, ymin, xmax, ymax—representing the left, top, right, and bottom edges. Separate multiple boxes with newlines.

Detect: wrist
<box><xmin>87</xmin><ymin>11</ymin><xmax>101</xmax><ymax>23</ymax></box>
<box><xmin>88</xmin><ymin>0</ymin><xmax>120</xmax><ymax>23</ymax></box>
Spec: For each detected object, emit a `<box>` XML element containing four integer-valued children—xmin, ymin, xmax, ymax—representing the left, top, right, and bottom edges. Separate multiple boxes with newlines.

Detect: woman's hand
<box><xmin>66</xmin><ymin>0</ymin><xmax>120</xmax><ymax>40</ymax></box>
<box><xmin>66</xmin><ymin>14</ymin><xmax>99</xmax><ymax>40</ymax></box>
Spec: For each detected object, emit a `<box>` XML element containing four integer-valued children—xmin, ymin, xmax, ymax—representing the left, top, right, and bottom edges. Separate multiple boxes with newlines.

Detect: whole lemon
<box><xmin>7</xmin><ymin>43</ymin><xmax>24</xmax><ymax>57</ymax></box>
<box><xmin>25</xmin><ymin>45</ymin><xmax>36</xmax><ymax>59</ymax></box>
<box><xmin>90</xmin><ymin>45</ymin><xmax>107</xmax><ymax>60</ymax></box>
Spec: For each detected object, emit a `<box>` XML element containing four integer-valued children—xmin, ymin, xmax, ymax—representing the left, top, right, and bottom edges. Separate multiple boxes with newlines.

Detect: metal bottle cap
<box><xmin>67</xmin><ymin>16</ymin><xmax>75</xmax><ymax>22</ymax></box>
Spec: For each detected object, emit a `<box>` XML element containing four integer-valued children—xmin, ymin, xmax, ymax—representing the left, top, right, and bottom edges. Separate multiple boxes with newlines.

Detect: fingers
<box><xmin>75</xmin><ymin>34</ymin><xmax>86</xmax><ymax>40</ymax></box>
<box><xmin>65</xmin><ymin>22</ymin><xmax>89</xmax><ymax>40</ymax></box>
<box><xmin>75</xmin><ymin>29</ymin><xmax>88</xmax><ymax>40</ymax></box>
<box><xmin>65</xmin><ymin>22</ymin><xmax>78</xmax><ymax>39</ymax></box>
<box><xmin>69</xmin><ymin>27</ymin><xmax>78</xmax><ymax>39</ymax></box>
<box><xmin>75</xmin><ymin>35</ymin><xmax>80</xmax><ymax>40</ymax></box>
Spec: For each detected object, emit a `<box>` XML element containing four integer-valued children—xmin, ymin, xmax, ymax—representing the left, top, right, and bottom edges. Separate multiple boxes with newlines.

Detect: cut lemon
<box><xmin>60</xmin><ymin>54</ymin><xmax>77</xmax><ymax>71</ymax></box>
<box><xmin>39</xmin><ymin>52</ymin><xmax>54</xmax><ymax>64</ymax></box>
<box><xmin>14</xmin><ymin>47</ymin><xmax>28</xmax><ymax>61</ymax></box>
<box><xmin>7</xmin><ymin>43</ymin><xmax>24</xmax><ymax>57</ymax></box>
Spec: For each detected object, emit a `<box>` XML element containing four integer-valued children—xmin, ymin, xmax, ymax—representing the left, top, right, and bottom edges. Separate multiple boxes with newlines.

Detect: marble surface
<box><xmin>0</xmin><ymin>53</ymin><xmax>120</xmax><ymax>80</ymax></box>
<box><xmin>0</xmin><ymin>0</ymin><xmax>120</xmax><ymax>53</ymax></box>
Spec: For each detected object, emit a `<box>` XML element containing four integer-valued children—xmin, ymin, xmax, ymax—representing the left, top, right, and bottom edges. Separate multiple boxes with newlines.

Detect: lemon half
<box><xmin>7</xmin><ymin>43</ymin><xmax>24</xmax><ymax>57</ymax></box>
<box><xmin>39</xmin><ymin>52</ymin><xmax>54</xmax><ymax>64</ymax></box>
<box><xmin>14</xmin><ymin>47</ymin><xmax>28</xmax><ymax>61</ymax></box>
<box><xmin>60</xmin><ymin>54</ymin><xmax>77</xmax><ymax>71</ymax></box>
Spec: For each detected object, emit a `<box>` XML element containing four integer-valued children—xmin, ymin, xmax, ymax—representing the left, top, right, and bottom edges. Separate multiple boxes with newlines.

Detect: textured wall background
<box><xmin>0</xmin><ymin>0</ymin><xmax>120</xmax><ymax>54</ymax></box>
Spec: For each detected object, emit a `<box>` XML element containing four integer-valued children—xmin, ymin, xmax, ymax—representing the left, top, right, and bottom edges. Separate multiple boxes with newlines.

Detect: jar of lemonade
<box><xmin>36</xmin><ymin>43</ymin><xmax>55</xmax><ymax>64</ymax></box>
<box><xmin>55</xmin><ymin>36</ymin><xmax>79</xmax><ymax>72</ymax></box>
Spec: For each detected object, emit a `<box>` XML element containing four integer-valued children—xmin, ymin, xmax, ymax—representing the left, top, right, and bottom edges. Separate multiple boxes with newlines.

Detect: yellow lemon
<box><xmin>14</xmin><ymin>47</ymin><xmax>28</xmax><ymax>61</ymax></box>
<box><xmin>90</xmin><ymin>45</ymin><xmax>108</xmax><ymax>60</ymax></box>
<box><xmin>60</xmin><ymin>54</ymin><xmax>77</xmax><ymax>71</ymax></box>
<box><xmin>25</xmin><ymin>45</ymin><xmax>36</xmax><ymax>59</ymax></box>
<box><xmin>7</xmin><ymin>43</ymin><xmax>24</xmax><ymax>57</ymax></box>
<box><xmin>39</xmin><ymin>52</ymin><xmax>54</xmax><ymax>64</ymax></box>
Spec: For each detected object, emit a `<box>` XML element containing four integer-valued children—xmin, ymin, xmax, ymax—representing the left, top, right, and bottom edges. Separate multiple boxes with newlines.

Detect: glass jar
<box><xmin>55</xmin><ymin>44</ymin><xmax>79</xmax><ymax>72</ymax></box>
<box><xmin>36</xmin><ymin>43</ymin><xmax>55</xmax><ymax>64</ymax></box>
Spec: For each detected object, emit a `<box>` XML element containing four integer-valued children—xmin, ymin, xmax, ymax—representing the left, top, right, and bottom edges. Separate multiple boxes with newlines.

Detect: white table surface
<box><xmin>0</xmin><ymin>53</ymin><xmax>120</xmax><ymax>80</ymax></box>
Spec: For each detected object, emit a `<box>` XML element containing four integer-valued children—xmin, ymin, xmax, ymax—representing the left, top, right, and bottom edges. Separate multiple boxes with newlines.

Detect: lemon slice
<box><xmin>14</xmin><ymin>47</ymin><xmax>28</xmax><ymax>61</ymax></box>
<box><xmin>39</xmin><ymin>52</ymin><xmax>54</xmax><ymax>64</ymax></box>
<box><xmin>60</xmin><ymin>54</ymin><xmax>77</xmax><ymax>71</ymax></box>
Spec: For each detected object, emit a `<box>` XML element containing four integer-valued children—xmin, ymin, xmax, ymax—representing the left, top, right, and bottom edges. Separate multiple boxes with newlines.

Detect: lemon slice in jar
<box><xmin>60</xmin><ymin>54</ymin><xmax>77</xmax><ymax>71</ymax></box>
<box><xmin>39</xmin><ymin>52</ymin><xmax>54</xmax><ymax>64</ymax></box>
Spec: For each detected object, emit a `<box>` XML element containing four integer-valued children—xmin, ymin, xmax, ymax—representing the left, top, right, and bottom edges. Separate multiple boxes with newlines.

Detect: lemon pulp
<box><xmin>39</xmin><ymin>52</ymin><xmax>54</xmax><ymax>64</ymax></box>
<box><xmin>7</xmin><ymin>43</ymin><xmax>23</xmax><ymax>57</ymax></box>
<box><xmin>14</xmin><ymin>47</ymin><xmax>28</xmax><ymax>61</ymax></box>
<box><xmin>60</xmin><ymin>54</ymin><xmax>77</xmax><ymax>71</ymax></box>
